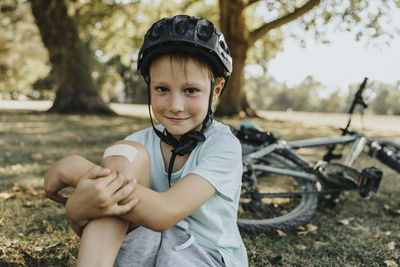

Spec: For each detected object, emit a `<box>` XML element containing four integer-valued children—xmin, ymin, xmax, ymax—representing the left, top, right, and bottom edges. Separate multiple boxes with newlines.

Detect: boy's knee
<box><xmin>104</xmin><ymin>140</ymin><xmax>149</xmax><ymax>165</ymax></box>
<box><xmin>102</xmin><ymin>140</ymin><xmax>151</xmax><ymax>186</ymax></box>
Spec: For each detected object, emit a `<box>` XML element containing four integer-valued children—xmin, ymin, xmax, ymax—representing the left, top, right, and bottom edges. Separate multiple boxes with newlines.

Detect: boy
<box><xmin>44</xmin><ymin>15</ymin><xmax>248</xmax><ymax>266</ymax></box>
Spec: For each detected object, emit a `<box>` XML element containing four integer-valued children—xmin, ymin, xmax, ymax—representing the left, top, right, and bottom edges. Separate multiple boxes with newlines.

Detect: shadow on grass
<box><xmin>1</xmin><ymin>110</ymin><xmax>399</xmax><ymax>266</ymax></box>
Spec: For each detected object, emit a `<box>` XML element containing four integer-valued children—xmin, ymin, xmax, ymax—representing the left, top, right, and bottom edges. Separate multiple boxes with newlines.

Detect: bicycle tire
<box><xmin>376</xmin><ymin>146</ymin><xmax>400</xmax><ymax>174</ymax></box>
<box><xmin>238</xmin><ymin>152</ymin><xmax>318</xmax><ymax>233</ymax></box>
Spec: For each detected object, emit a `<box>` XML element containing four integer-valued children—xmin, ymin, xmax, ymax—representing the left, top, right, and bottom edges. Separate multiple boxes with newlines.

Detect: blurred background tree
<box><xmin>0</xmin><ymin>0</ymin><xmax>49</xmax><ymax>100</ymax></box>
<box><xmin>1</xmin><ymin>0</ymin><xmax>399</xmax><ymax>115</ymax></box>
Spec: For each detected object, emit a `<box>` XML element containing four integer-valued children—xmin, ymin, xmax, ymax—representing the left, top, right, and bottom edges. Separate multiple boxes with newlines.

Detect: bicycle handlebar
<box><xmin>348</xmin><ymin>77</ymin><xmax>368</xmax><ymax>116</ymax></box>
<box><xmin>376</xmin><ymin>147</ymin><xmax>400</xmax><ymax>173</ymax></box>
<box><xmin>343</xmin><ymin>77</ymin><xmax>368</xmax><ymax>132</ymax></box>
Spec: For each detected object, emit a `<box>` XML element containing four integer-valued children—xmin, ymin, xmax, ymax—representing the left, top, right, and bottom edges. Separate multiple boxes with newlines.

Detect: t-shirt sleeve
<box><xmin>190</xmin><ymin>130</ymin><xmax>243</xmax><ymax>202</ymax></box>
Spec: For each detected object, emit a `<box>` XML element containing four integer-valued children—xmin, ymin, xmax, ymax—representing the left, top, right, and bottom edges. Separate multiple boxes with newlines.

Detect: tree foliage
<box><xmin>0</xmin><ymin>0</ymin><xmax>49</xmax><ymax>99</ymax></box>
<box><xmin>1</xmin><ymin>0</ymin><xmax>400</xmax><ymax>116</ymax></box>
<box><xmin>246</xmin><ymin>74</ymin><xmax>400</xmax><ymax>115</ymax></box>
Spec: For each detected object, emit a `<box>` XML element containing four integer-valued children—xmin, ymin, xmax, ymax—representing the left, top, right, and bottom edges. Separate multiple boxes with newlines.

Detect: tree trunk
<box><xmin>216</xmin><ymin>0</ymin><xmax>257</xmax><ymax>117</ymax></box>
<box><xmin>29</xmin><ymin>0</ymin><xmax>114</xmax><ymax>114</ymax></box>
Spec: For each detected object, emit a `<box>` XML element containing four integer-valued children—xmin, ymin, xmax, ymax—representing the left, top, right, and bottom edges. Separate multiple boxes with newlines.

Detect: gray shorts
<box><xmin>113</xmin><ymin>221</ymin><xmax>225</xmax><ymax>267</ymax></box>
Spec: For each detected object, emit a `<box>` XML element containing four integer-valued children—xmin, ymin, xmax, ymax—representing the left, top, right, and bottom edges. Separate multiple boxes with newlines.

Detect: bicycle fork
<box><xmin>344</xmin><ymin>136</ymin><xmax>368</xmax><ymax>167</ymax></box>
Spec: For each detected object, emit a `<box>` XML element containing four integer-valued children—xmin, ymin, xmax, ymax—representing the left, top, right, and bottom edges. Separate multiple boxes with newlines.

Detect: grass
<box><xmin>0</xmin><ymin>109</ymin><xmax>399</xmax><ymax>266</ymax></box>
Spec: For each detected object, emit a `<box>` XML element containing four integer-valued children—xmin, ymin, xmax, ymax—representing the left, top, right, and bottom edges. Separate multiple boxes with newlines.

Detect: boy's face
<box><xmin>149</xmin><ymin>55</ymin><xmax>223</xmax><ymax>139</ymax></box>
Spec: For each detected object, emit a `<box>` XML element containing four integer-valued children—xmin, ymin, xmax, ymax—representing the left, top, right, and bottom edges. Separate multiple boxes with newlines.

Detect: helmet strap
<box><xmin>146</xmin><ymin>79</ymin><xmax>215</xmax><ymax>186</ymax></box>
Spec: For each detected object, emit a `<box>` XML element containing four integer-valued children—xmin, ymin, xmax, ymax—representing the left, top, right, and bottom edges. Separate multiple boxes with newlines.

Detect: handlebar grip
<box><xmin>358</xmin><ymin>77</ymin><xmax>368</xmax><ymax>92</ymax></box>
<box><xmin>376</xmin><ymin>147</ymin><xmax>400</xmax><ymax>173</ymax></box>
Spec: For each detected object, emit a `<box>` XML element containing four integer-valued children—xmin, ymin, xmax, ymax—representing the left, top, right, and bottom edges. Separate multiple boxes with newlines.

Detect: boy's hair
<box><xmin>149</xmin><ymin>52</ymin><xmax>215</xmax><ymax>83</ymax></box>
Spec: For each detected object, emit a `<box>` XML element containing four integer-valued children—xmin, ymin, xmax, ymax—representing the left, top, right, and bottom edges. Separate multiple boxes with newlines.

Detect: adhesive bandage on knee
<box><xmin>103</xmin><ymin>144</ymin><xmax>138</xmax><ymax>162</ymax></box>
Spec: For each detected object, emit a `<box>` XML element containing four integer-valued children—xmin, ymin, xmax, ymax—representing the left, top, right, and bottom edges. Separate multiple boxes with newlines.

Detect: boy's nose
<box><xmin>169</xmin><ymin>93</ymin><xmax>184</xmax><ymax>112</ymax></box>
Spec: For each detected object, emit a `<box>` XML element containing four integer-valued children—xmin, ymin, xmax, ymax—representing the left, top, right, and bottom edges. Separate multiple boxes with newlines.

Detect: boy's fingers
<box><xmin>107</xmin><ymin>173</ymin><xmax>126</xmax><ymax>193</ymax></box>
<box><xmin>111</xmin><ymin>179</ymin><xmax>136</xmax><ymax>204</ymax></box>
<box><xmin>85</xmin><ymin>166</ymin><xmax>111</xmax><ymax>180</ymax></box>
<box><xmin>46</xmin><ymin>192</ymin><xmax>68</xmax><ymax>204</ymax></box>
<box><xmin>110</xmin><ymin>198</ymin><xmax>139</xmax><ymax>215</ymax></box>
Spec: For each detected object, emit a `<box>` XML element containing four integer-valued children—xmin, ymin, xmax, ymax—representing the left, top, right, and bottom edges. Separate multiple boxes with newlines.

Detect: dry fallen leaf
<box><xmin>23</xmin><ymin>201</ymin><xmax>33</xmax><ymax>207</ymax></box>
<box><xmin>384</xmin><ymin>260</ymin><xmax>398</xmax><ymax>267</ymax></box>
<box><xmin>24</xmin><ymin>184</ymin><xmax>38</xmax><ymax>195</ymax></box>
<box><xmin>276</xmin><ymin>229</ymin><xmax>287</xmax><ymax>237</ymax></box>
<box><xmin>43</xmin><ymin>220</ymin><xmax>54</xmax><ymax>233</ymax></box>
<box><xmin>73</xmin><ymin>136</ymin><xmax>82</xmax><ymax>144</ymax></box>
<box><xmin>297</xmin><ymin>224</ymin><xmax>318</xmax><ymax>235</ymax></box>
<box><xmin>295</xmin><ymin>244</ymin><xmax>307</xmax><ymax>250</ymax></box>
<box><xmin>314</xmin><ymin>241</ymin><xmax>328</xmax><ymax>248</ymax></box>
<box><xmin>0</xmin><ymin>218</ymin><xmax>5</xmax><ymax>226</ymax></box>
<box><xmin>0</xmin><ymin>192</ymin><xmax>15</xmax><ymax>200</ymax></box>
<box><xmin>386</xmin><ymin>241</ymin><xmax>396</xmax><ymax>250</ymax></box>
<box><xmin>306</xmin><ymin>224</ymin><xmax>318</xmax><ymax>232</ymax></box>
<box><xmin>384</xmin><ymin>204</ymin><xmax>400</xmax><ymax>215</ymax></box>
<box><xmin>339</xmin><ymin>219</ymin><xmax>350</xmax><ymax>225</ymax></box>
<box><xmin>296</xmin><ymin>225</ymin><xmax>306</xmax><ymax>231</ymax></box>
<box><xmin>12</xmin><ymin>184</ymin><xmax>21</xmax><ymax>192</ymax></box>
<box><xmin>30</xmin><ymin>153</ymin><xmax>43</xmax><ymax>161</ymax></box>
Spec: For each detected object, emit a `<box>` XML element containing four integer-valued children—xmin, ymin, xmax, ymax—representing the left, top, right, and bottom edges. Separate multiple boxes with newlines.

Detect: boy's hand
<box><xmin>44</xmin><ymin>164</ymin><xmax>110</xmax><ymax>203</ymax></box>
<box><xmin>44</xmin><ymin>155</ymin><xmax>104</xmax><ymax>203</ymax></box>
<box><xmin>66</xmin><ymin>166</ymin><xmax>139</xmax><ymax>227</ymax></box>
<box><xmin>44</xmin><ymin>176</ymin><xmax>69</xmax><ymax>204</ymax></box>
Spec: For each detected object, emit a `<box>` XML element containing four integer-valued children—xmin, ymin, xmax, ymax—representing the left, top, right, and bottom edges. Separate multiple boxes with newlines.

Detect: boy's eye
<box><xmin>185</xmin><ymin>88</ymin><xmax>198</xmax><ymax>94</ymax></box>
<box><xmin>155</xmin><ymin>87</ymin><xmax>168</xmax><ymax>93</ymax></box>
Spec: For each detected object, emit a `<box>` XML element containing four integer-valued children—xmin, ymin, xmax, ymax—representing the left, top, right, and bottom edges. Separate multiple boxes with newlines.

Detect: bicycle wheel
<box><xmin>238</xmin><ymin>152</ymin><xmax>318</xmax><ymax>233</ymax></box>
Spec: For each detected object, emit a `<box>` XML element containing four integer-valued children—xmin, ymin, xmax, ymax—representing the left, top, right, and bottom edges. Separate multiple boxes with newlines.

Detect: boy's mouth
<box><xmin>165</xmin><ymin>116</ymin><xmax>189</xmax><ymax>123</ymax></box>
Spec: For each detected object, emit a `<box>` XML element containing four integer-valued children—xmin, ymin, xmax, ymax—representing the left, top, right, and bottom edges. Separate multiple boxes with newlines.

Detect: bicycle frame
<box><xmin>287</xmin><ymin>134</ymin><xmax>369</xmax><ymax>168</ymax></box>
<box><xmin>243</xmin><ymin>134</ymin><xmax>368</xmax><ymax>188</ymax></box>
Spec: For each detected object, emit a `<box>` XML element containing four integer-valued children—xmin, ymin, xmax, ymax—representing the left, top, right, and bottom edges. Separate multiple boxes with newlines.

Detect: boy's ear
<box><xmin>212</xmin><ymin>78</ymin><xmax>225</xmax><ymax>102</ymax></box>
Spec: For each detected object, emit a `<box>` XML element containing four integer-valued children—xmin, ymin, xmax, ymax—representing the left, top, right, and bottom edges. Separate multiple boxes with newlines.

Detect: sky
<box><xmin>267</xmin><ymin>31</ymin><xmax>400</xmax><ymax>91</ymax></box>
<box><xmin>265</xmin><ymin>3</ymin><xmax>400</xmax><ymax>92</ymax></box>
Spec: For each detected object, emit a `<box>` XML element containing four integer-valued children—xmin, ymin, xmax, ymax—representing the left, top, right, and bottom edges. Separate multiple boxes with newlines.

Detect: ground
<box><xmin>0</xmin><ymin>103</ymin><xmax>399</xmax><ymax>266</ymax></box>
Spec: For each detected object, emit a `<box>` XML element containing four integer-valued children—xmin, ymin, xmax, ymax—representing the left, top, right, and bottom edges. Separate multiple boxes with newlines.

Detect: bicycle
<box><xmin>233</xmin><ymin>78</ymin><xmax>400</xmax><ymax>233</ymax></box>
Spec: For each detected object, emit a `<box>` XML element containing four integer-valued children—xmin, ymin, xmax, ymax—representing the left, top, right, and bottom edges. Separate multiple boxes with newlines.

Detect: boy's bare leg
<box><xmin>77</xmin><ymin>217</ymin><xmax>130</xmax><ymax>267</ymax></box>
<box><xmin>75</xmin><ymin>141</ymin><xmax>151</xmax><ymax>267</ymax></box>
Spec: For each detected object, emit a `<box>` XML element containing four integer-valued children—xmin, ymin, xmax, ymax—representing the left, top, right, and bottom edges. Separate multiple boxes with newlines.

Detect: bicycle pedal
<box><xmin>357</xmin><ymin>166</ymin><xmax>382</xmax><ymax>197</ymax></box>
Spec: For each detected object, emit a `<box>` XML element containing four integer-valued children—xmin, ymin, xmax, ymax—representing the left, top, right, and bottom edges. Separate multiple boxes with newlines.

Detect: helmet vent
<box><xmin>173</xmin><ymin>15</ymin><xmax>189</xmax><ymax>34</ymax></box>
<box><xmin>149</xmin><ymin>20</ymin><xmax>164</xmax><ymax>41</ymax></box>
<box><xmin>196</xmin><ymin>19</ymin><xmax>214</xmax><ymax>42</ymax></box>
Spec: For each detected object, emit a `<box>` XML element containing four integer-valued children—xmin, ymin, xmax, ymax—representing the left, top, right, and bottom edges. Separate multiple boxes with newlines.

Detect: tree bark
<box><xmin>215</xmin><ymin>0</ymin><xmax>251</xmax><ymax>116</ymax></box>
<box><xmin>216</xmin><ymin>0</ymin><xmax>257</xmax><ymax>117</ymax></box>
<box><xmin>29</xmin><ymin>0</ymin><xmax>114</xmax><ymax>114</ymax></box>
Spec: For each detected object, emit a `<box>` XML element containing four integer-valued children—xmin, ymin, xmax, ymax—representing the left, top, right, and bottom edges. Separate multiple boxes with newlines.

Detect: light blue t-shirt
<box><xmin>125</xmin><ymin>121</ymin><xmax>248</xmax><ymax>267</ymax></box>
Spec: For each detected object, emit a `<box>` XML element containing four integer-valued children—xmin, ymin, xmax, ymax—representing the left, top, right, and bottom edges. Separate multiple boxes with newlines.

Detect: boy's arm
<box><xmin>117</xmin><ymin>173</ymin><xmax>216</xmax><ymax>231</ymax></box>
<box><xmin>44</xmin><ymin>155</ymin><xmax>99</xmax><ymax>203</ymax></box>
<box><xmin>67</xmin><ymin>172</ymin><xmax>216</xmax><ymax>232</ymax></box>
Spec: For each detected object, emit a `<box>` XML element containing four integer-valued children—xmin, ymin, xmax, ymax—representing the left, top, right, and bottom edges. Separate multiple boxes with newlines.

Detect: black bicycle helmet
<box><xmin>137</xmin><ymin>15</ymin><xmax>233</xmax><ymax>186</ymax></box>
<box><xmin>138</xmin><ymin>15</ymin><xmax>232</xmax><ymax>86</ymax></box>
